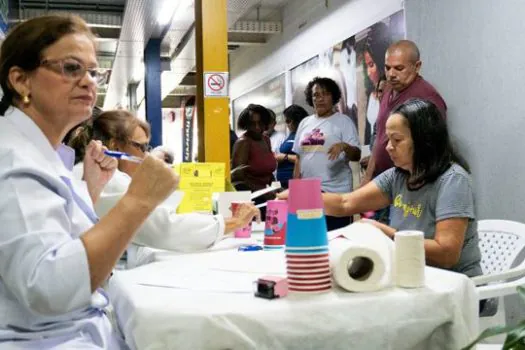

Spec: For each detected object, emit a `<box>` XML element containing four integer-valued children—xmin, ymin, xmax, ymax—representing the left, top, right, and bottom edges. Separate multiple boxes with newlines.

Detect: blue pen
<box><xmin>104</xmin><ymin>150</ymin><xmax>143</xmax><ymax>163</ymax></box>
<box><xmin>238</xmin><ymin>245</ymin><xmax>263</xmax><ymax>252</ymax></box>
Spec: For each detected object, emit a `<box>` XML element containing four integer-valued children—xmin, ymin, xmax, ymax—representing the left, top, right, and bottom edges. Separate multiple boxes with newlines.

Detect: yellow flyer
<box><xmin>174</xmin><ymin>163</ymin><xmax>225</xmax><ymax>213</ymax></box>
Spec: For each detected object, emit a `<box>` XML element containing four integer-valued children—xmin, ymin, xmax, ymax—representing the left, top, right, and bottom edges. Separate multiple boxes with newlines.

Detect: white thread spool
<box><xmin>394</xmin><ymin>230</ymin><xmax>425</xmax><ymax>288</ymax></box>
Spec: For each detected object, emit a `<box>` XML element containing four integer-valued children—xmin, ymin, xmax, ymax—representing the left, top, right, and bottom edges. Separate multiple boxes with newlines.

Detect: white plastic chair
<box><xmin>472</xmin><ymin>220</ymin><xmax>525</xmax><ymax>343</ymax></box>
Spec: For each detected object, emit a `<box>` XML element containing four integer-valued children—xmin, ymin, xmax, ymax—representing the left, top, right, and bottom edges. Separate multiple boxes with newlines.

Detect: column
<box><xmin>144</xmin><ymin>39</ymin><xmax>163</xmax><ymax>148</ymax></box>
<box><xmin>195</xmin><ymin>0</ymin><xmax>230</xmax><ymax>172</ymax></box>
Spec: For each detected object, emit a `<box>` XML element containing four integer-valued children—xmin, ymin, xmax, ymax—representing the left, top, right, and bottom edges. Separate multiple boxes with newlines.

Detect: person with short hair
<box><xmin>275</xmin><ymin>104</ymin><xmax>309</xmax><ymax>188</ymax></box>
<box><xmin>293</xmin><ymin>77</ymin><xmax>361</xmax><ymax>231</ymax></box>
<box><xmin>363</xmin><ymin>40</ymin><xmax>447</xmax><ymax>185</ymax></box>
<box><xmin>362</xmin><ymin>40</ymin><xmax>447</xmax><ymax>225</ymax></box>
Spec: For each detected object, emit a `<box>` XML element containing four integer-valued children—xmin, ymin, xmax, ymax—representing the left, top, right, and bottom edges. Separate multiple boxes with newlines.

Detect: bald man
<box><xmin>363</xmin><ymin>40</ymin><xmax>447</xmax><ymax>183</ymax></box>
<box><xmin>362</xmin><ymin>40</ymin><xmax>446</xmax><ymax>222</ymax></box>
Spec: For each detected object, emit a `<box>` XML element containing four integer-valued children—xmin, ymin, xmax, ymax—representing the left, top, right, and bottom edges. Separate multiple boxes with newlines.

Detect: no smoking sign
<box><xmin>204</xmin><ymin>72</ymin><xmax>229</xmax><ymax>97</ymax></box>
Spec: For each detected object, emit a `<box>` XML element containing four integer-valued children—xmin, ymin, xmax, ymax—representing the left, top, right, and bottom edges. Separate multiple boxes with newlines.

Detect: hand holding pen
<box><xmin>103</xmin><ymin>150</ymin><xmax>143</xmax><ymax>163</ymax></box>
<box><xmin>83</xmin><ymin>141</ymin><xmax>119</xmax><ymax>203</ymax></box>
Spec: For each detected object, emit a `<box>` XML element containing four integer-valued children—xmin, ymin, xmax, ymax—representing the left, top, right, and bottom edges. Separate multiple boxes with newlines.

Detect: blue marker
<box><xmin>238</xmin><ymin>245</ymin><xmax>263</xmax><ymax>252</ymax></box>
<box><xmin>104</xmin><ymin>150</ymin><xmax>143</xmax><ymax>163</ymax></box>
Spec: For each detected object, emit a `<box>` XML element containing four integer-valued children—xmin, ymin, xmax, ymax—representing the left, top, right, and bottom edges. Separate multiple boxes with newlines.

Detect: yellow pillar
<box><xmin>195</xmin><ymin>0</ymin><xmax>230</xmax><ymax>175</ymax></box>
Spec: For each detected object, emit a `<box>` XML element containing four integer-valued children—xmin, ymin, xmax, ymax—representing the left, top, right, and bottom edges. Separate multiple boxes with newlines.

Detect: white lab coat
<box><xmin>0</xmin><ymin>108</ymin><xmax>125</xmax><ymax>348</ymax></box>
<box><xmin>72</xmin><ymin>163</ymin><xmax>226</xmax><ymax>267</ymax></box>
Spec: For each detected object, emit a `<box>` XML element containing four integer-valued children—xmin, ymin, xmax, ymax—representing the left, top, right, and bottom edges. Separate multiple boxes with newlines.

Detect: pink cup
<box><xmin>287</xmin><ymin>178</ymin><xmax>323</xmax><ymax>214</ymax></box>
<box><xmin>264</xmin><ymin>200</ymin><xmax>288</xmax><ymax>247</ymax></box>
<box><xmin>231</xmin><ymin>201</ymin><xmax>252</xmax><ymax>238</ymax></box>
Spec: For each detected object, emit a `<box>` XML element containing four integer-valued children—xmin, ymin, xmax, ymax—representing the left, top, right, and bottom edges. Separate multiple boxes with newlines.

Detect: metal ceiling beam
<box><xmin>227</xmin><ymin>32</ymin><xmax>266</xmax><ymax>46</ymax></box>
<box><xmin>10</xmin><ymin>8</ymin><xmax>122</xmax><ymax>27</ymax></box>
<box><xmin>229</xmin><ymin>20</ymin><xmax>282</xmax><ymax>34</ymax></box>
<box><xmin>17</xmin><ymin>0</ymin><xmax>124</xmax><ymax>13</ymax></box>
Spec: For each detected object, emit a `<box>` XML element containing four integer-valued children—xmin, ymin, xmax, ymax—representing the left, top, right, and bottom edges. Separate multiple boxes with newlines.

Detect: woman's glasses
<box><xmin>129</xmin><ymin>140</ymin><xmax>152</xmax><ymax>153</ymax></box>
<box><xmin>40</xmin><ymin>57</ymin><xmax>108</xmax><ymax>86</ymax></box>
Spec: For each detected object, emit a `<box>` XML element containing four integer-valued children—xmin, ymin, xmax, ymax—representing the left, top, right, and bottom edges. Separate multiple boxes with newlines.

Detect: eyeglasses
<box><xmin>40</xmin><ymin>57</ymin><xmax>108</xmax><ymax>86</ymax></box>
<box><xmin>312</xmin><ymin>91</ymin><xmax>332</xmax><ymax>100</ymax></box>
<box><xmin>129</xmin><ymin>140</ymin><xmax>152</xmax><ymax>153</ymax></box>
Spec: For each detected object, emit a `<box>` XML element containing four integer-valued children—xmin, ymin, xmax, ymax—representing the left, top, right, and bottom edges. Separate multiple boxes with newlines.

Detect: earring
<box><xmin>22</xmin><ymin>95</ymin><xmax>30</xmax><ymax>105</ymax></box>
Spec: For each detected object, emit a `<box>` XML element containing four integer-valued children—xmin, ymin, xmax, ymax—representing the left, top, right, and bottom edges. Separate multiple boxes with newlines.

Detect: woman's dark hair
<box><xmin>237</xmin><ymin>104</ymin><xmax>271</xmax><ymax>131</ymax></box>
<box><xmin>364</xmin><ymin>22</ymin><xmax>391</xmax><ymax>77</ymax></box>
<box><xmin>0</xmin><ymin>14</ymin><xmax>95</xmax><ymax>115</ymax></box>
<box><xmin>267</xmin><ymin>108</ymin><xmax>277</xmax><ymax>124</ymax></box>
<box><xmin>68</xmin><ymin>110</ymin><xmax>151</xmax><ymax>164</ymax></box>
<box><xmin>392</xmin><ymin>99</ymin><xmax>469</xmax><ymax>189</ymax></box>
<box><xmin>304</xmin><ymin>77</ymin><xmax>341</xmax><ymax>107</ymax></box>
<box><xmin>283</xmin><ymin>104</ymin><xmax>309</xmax><ymax>130</ymax></box>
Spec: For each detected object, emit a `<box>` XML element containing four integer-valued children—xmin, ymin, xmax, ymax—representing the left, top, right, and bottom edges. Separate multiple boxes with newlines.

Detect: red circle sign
<box><xmin>207</xmin><ymin>74</ymin><xmax>225</xmax><ymax>92</ymax></box>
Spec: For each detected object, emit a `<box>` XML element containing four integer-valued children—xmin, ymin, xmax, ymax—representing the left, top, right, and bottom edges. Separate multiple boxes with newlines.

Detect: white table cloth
<box><xmin>126</xmin><ymin>223</ymin><xmax>265</xmax><ymax>267</ymax></box>
<box><xmin>108</xmin><ymin>247</ymin><xmax>479</xmax><ymax>350</ymax></box>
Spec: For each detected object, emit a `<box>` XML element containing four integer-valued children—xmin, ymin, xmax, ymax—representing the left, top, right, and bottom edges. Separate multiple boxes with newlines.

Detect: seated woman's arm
<box><xmin>322</xmin><ymin>181</ymin><xmax>390</xmax><ymax>217</ymax></box>
<box><xmin>424</xmin><ymin>218</ymin><xmax>468</xmax><ymax>268</ymax></box>
<box><xmin>0</xmin><ymin>152</ymin><xmax>174</xmax><ymax>315</ymax></box>
<box><xmin>115</xmin><ymin>203</ymin><xmax>256</xmax><ymax>252</ymax></box>
<box><xmin>361</xmin><ymin>168</ymin><xmax>474</xmax><ymax>270</ymax></box>
<box><xmin>96</xmin><ymin>174</ymin><xmax>258</xmax><ymax>252</ymax></box>
<box><xmin>364</xmin><ymin>217</ymin><xmax>468</xmax><ymax>269</ymax></box>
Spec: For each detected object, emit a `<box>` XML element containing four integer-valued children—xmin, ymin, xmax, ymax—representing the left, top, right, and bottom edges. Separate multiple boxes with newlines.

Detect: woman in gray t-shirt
<box><xmin>281</xmin><ymin>98</ymin><xmax>482</xmax><ymax>277</ymax></box>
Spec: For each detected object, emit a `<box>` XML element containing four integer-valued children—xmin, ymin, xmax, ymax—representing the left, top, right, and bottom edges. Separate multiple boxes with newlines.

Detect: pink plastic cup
<box><xmin>264</xmin><ymin>200</ymin><xmax>288</xmax><ymax>247</ymax></box>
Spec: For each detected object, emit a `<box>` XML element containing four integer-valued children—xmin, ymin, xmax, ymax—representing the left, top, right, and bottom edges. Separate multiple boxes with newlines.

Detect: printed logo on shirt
<box><xmin>393</xmin><ymin>194</ymin><xmax>423</xmax><ymax>218</ymax></box>
<box><xmin>300</xmin><ymin>128</ymin><xmax>326</xmax><ymax>152</ymax></box>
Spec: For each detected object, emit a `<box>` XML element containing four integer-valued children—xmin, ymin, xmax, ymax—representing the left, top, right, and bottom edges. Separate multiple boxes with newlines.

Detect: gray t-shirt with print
<box><xmin>374</xmin><ymin>163</ymin><xmax>482</xmax><ymax>277</ymax></box>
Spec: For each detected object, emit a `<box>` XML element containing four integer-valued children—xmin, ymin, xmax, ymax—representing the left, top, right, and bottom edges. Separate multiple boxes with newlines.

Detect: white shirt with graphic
<box><xmin>293</xmin><ymin>112</ymin><xmax>360</xmax><ymax>193</ymax></box>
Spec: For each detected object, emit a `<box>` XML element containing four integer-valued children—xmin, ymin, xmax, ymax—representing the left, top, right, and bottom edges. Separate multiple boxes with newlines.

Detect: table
<box><xmin>108</xmin><ymin>248</ymin><xmax>479</xmax><ymax>350</ymax></box>
<box><xmin>126</xmin><ymin>223</ymin><xmax>265</xmax><ymax>268</ymax></box>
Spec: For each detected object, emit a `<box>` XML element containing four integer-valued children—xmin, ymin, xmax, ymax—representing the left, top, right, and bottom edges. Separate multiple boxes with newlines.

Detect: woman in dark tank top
<box><xmin>231</xmin><ymin>104</ymin><xmax>277</xmax><ymax>217</ymax></box>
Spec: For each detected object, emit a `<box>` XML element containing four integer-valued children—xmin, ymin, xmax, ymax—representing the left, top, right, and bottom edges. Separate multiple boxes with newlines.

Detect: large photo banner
<box><xmin>290</xmin><ymin>10</ymin><xmax>405</xmax><ymax>154</ymax></box>
<box><xmin>232</xmin><ymin>73</ymin><xmax>286</xmax><ymax>135</ymax></box>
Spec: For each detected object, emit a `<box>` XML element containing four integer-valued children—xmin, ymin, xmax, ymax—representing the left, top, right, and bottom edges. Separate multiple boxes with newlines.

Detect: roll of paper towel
<box><xmin>329</xmin><ymin>223</ymin><xmax>394</xmax><ymax>292</ymax></box>
<box><xmin>394</xmin><ymin>230</ymin><xmax>425</xmax><ymax>288</ymax></box>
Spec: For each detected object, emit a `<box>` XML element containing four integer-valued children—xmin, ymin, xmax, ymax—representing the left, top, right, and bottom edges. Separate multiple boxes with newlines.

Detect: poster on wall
<box><xmin>182</xmin><ymin>96</ymin><xmax>196</xmax><ymax>162</ymax></box>
<box><xmin>289</xmin><ymin>10</ymin><xmax>405</xmax><ymax>154</ymax></box>
<box><xmin>354</xmin><ymin>10</ymin><xmax>404</xmax><ymax>149</ymax></box>
<box><xmin>232</xmin><ymin>73</ymin><xmax>286</xmax><ymax>135</ymax></box>
<box><xmin>161</xmin><ymin>108</ymin><xmax>182</xmax><ymax>164</ymax></box>
<box><xmin>290</xmin><ymin>56</ymin><xmax>319</xmax><ymax>116</ymax></box>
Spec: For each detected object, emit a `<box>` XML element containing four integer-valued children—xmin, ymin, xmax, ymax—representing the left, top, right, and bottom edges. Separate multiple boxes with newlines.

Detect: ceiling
<box><xmin>7</xmin><ymin>0</ymin><xmax>290</xmax><ymax>109</ymax></box>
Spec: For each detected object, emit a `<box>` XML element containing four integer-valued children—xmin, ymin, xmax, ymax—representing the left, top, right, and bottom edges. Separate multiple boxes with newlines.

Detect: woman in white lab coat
<box><xmin>0</xmin><ymin>14</ymin><xmax>176</xmax><ymax>349</ymax></box>
<box><xmin>69</xmin><ymin>110</ymin><xmax>260</xmax><ymax>265</ymax></box>
<box><xmin>0</xmin><ymin>14</ymin><xmax>257</xmax><ymax>349</ymax></box>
